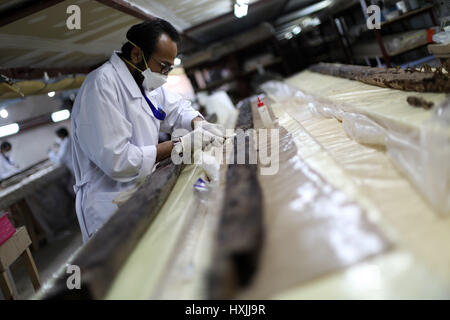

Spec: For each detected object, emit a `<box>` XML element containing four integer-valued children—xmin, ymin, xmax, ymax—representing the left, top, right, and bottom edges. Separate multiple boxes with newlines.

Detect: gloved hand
<box><xmin>193</xmin><ymin>148</ymin><xmax>220</xmax><ymax>183</ymax></box>
<box><xmin>193</xmin><ymin>120</ymin><xmax>226</xmax><ymax>140</ymax></box>
<box><xmin>172</xmin><ymin>127</ymin><xmax>222</xmax><ymax>156</ymax></box>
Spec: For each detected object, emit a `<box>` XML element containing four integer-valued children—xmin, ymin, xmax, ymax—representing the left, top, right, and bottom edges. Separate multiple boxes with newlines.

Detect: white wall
<box><xmin>2</xmin><ymin>120</ymin><xmax>72</xmax><ymax>169</ymax></box>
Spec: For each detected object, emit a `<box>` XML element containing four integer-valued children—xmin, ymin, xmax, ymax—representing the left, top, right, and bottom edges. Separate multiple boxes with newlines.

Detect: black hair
<box><xmin>1</xmin><ymin>141</ymin><xmax>11</xmax><ymax>151</ymax></box>
<box><xmin>56</xmin><ymin>127</ymin><xmax>69</xmax><ymax>138</ymax></box>
<box><xmin>121</xmin><ymin>18</ymin><xmax>180</xmax><ymax>60</ymax></box>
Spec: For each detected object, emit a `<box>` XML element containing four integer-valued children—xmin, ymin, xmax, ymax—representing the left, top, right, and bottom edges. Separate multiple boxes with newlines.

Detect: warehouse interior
<box><xmin>0</xmin><ymin>0</ymin><xmax>449</xmax><ymax>301</ymax></box>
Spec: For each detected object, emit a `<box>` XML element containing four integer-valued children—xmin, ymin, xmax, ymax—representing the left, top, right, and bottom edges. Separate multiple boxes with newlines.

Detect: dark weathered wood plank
<box><xmin>34</xmin><ymin>159</ymin><xmax>183</xmax><ymax>299</ymax></box>
<box><xmin>310</xmin><ymin>62</ymin><xmax>450</xmax><ymax>93</ymax></box>
<box><xmin>207</xmin><ymin>98</ymin><xmax>264</xmax><ymax>299</ymax></box>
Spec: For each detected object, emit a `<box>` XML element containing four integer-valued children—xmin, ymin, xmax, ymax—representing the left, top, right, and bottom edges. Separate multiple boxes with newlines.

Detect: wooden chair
<box><xmin>0</xmin><ymin>226</ymin><xmax>41</xmax><ymax>300</ymax></box>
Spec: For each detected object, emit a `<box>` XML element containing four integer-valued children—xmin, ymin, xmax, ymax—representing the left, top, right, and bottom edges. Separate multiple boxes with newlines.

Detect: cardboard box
<box><xmin>0</xmin><ymin>227</ymin><xmax>31</xmax><ymax>271</ymax></box>
<box><xmin>428</xmin><ymin>43</ymin><xmax>450</xmax><ymax>58</ymax></box>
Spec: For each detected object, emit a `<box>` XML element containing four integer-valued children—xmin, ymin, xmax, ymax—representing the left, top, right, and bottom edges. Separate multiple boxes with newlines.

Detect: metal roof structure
<box><xmin>0</xmin><ymin>0</ymin><xmax>343</xmax><ymax>80</ymax></box>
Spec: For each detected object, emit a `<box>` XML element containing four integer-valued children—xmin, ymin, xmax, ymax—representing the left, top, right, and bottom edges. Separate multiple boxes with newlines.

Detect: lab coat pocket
<box><xmin>84</xmin><ymin>191</ymin><xmax>119</xmax><ymax>237</ymax></box>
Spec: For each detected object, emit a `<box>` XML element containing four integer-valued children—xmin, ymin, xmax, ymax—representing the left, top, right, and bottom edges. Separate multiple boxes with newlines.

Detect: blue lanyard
<box><xmin>140</xmin><ymin>87</ymin><xmax>166</xmax><ymax>121</ymax></box>
<box><xmin>3</xmin><ymin>154</ymin><xmax>12</xmax><ymax>165</ymax></box>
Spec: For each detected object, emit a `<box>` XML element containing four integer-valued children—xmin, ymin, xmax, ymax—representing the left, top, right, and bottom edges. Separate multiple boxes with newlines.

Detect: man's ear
<box><xmin>130</xmin><ymin>46</ymin><xmax>142</xmax><ymax>64</ymax></box>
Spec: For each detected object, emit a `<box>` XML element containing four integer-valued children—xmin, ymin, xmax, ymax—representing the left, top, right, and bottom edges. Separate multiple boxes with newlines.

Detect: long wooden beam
<box><xmin>34</xmin><ymin>158</ymin><xmax>183</xmax><ymax>299</ymax></box>
<box><xmin>310</xmin><ymin>62</ymin><xmax>450</xmax><ymax>93</ymax></box>
<box><xmin>207</xmin><ymin>98</ymin><xmax>264</xmax><ymax>299</ymax></box>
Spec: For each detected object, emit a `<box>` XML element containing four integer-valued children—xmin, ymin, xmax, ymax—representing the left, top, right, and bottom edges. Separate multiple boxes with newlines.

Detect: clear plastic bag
<box><xmin>262</xmin><ymin>79</ymin><xmax>450</xmax><ymax>216</ymax></box>
<box><xmin>342</xmin><ymin>112</ymin><xmax>387</xmax><ymax>146</ymax></box>
<box><xmin>261</xmin><ymin>80</ymin><xmax>307</xmax><ymax>102</ymax></box>
<box><xmin>417</xmin><ymin>99</ymin><xmax>450</xmax><ymax>213</ymax></box>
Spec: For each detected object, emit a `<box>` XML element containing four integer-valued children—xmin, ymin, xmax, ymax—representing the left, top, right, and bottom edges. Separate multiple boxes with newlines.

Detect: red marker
<box><xmin>257</xmin><ymin>97</ymin><xmax>265</xmax><ymax>107</ymax></box>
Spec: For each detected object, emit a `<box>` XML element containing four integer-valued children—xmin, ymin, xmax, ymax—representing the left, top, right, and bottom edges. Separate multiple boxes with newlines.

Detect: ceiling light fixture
<box><xmin>0</xmin><ymin>109</ymin><xmax>8</xmax><ymax>119</ymax></box>
<box><xmin>51</xmin><ymin>109</ymin><xmax>70</xmax><ymax>122</ymax></box>
<box><xmin>0</xmin><ymin>123</ymin><xmax>19</xmax><ymax>137</ymax></box>
<box><xmin>292</xmin><ymin>26</ymin><xmax>302</xmax><ymax>35</ymax></box>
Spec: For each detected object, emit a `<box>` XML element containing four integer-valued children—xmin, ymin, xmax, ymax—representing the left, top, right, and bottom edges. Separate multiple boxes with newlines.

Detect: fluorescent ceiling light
<box><xmin>292</xmin><ymin>26</ymin><xmax>302</xmax><ymax>35</ymax></box>
<box><xmin>0</xmin><ymin>109</ymin><xmax>8</xmax><ymax>119</ymax></box>
<box><xmin>302</xmin><ymin>17</ymin><xmax>321</xmax><ymax>28</ymax></box>
<box><xmin>51</xmin><ymin>109</ymin><xmax>70</xmax><ymax>122</ymax></box>
<box><xmin>48</xmin><ymin>91</ymin><xmax>56</xmax><ymax>97</ymax></box>
<box><xmin>284</xmin><ymin>32</ymin><xmax>293</xmax><ymax>40</ymax></box>
<box><xmin>174</xmin><ymin>57</ymin><xmax>181</xmax><ymax>66</ymax></box>
<box><xmin>0</xmin><ymin>123</ymin><xmax>19</xmax><ymax>137</ymax></box>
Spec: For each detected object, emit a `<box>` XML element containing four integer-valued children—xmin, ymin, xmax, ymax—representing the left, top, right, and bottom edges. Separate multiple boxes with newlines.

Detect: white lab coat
<box><xmin>72</xmin><ymin>52</ymin><xmax>202</xmax><ymax>242</ymax></box>
<box><xmin>48</xmin><ymin>137</ymin><xmax>74</xmax><ymax>175</ymax></box>
<box><xmin>0</xmin><ymin>153</ymin><xmax>20</xmax><ymax>180</ymax></box>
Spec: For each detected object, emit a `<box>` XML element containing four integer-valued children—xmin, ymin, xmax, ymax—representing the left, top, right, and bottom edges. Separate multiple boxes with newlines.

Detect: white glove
<box><xmin>194</xmin><ymin>120</ymin><xmax>225</xmax><ymax>140</ymax></box>
<box><xmin>172</xmin><ymin>127</ymin><xmax>221</xmax><ymax>156</ymax></box>
<box><xmin>194</xmin><ymin>149</ymin><xmax>220</xmax><ymax>183</ymax></box>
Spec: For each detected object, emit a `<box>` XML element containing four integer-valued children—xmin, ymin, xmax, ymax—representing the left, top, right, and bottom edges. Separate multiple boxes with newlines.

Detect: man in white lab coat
<box><xmin>48</xmin><ymin>127</ymin><xmax>74</xmax><ymax>175</ymax></box>
<box><xmin>0</xmin><ymin>141</ymin><xmax>20</xmax><ymax>180</ymax></box>
<box><xmin>72</xmin><ymin>18</ymin><xmax>224</xmax><ymax>242</ymax></box>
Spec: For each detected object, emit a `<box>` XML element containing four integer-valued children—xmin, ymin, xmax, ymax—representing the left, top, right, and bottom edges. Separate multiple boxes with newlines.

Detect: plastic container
<box><xmin>257</xmin><ymin>97</ymin><xmax>273</xmax><ymax>128</ymax></box>
<box><xmin>0</xmin><ymin>212</ymin><xmax>16</xmax><ymax>246</ymax></box>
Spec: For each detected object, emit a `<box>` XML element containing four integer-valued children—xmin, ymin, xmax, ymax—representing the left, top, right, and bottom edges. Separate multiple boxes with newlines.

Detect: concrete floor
<box><xmin>0</xmin><ymin>222</ymin><xmax>82</xmax><ymax>300</ymax></box>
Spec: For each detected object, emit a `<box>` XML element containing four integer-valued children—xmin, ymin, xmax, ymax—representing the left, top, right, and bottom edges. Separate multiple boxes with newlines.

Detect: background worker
<box><xmin>0</xmin><ymin>141</ymin><xmax>20</xmax><ymax>180</ymax></box>
<box><xmin>48</xmin><ymin>127</ymin><xmax>74</xmax><ymax>175</ymax></box>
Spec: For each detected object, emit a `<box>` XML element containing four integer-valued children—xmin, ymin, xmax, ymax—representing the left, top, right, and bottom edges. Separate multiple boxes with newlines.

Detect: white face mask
<box><xmin>141</xmin><ymin>68</ymin><xmax>167</xmax><ymax>91</ymax></box>
<box><xmin>123</xmin><ymin>41</ymin><xmax>168</xmax><ymax>91</ymax></box>
<box><xmin>4</xmin><ymin>151</ymin><xmax>11</xmax><ymax>158</ymax></box>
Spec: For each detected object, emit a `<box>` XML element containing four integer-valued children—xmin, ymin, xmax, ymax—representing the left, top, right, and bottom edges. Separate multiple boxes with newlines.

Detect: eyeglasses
<box><xmin>150</xmin><ymin>56</ymin><xmax>174</xmax><ymax>75</ymax></box>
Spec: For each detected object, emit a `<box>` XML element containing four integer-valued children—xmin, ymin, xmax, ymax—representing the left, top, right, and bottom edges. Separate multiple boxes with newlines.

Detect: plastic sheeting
<box><xmin>236</xmin><ymin>100</ymin><xmax>391</xmax><ymax>299</ymax></box>
<box><xmin>255</xmin><ymin>93</ymin><xmax>450</xmax><ymax>298</ymax></box>
<box><xmin>261</xmin><ymin>71</ymin><xmax>450</xmax><ymax>216</ymax></box>
<box><xmin>273</xmin><ymin>251</ymin><xmax>450</xmax><ymax>299</ymax></box>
